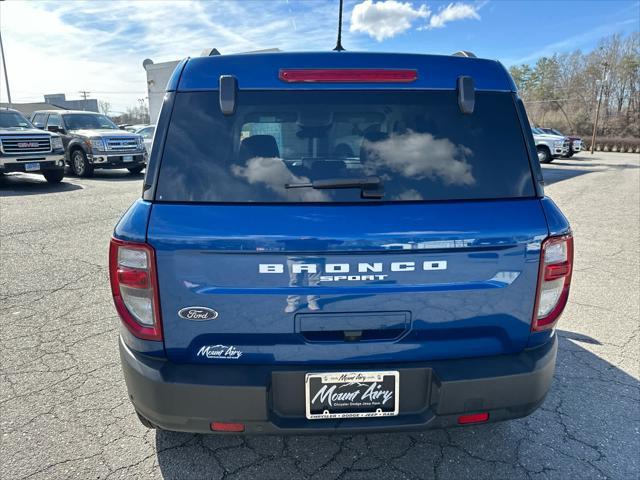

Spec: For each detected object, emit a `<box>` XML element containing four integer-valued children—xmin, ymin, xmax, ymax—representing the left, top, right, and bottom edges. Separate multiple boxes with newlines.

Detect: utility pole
<box><xmin>590</xmin><ymin>62</ymin><xmax>609</xmax><ymax>155</ymax></box>
<box><xmin>79</xmin><ymin>90</ymin><xmax>90</xmax><ymax>111</ymax></box>
<box><xmin>0</xmin><ymin>29</ymin><xmax>12</xmax><ymax>107</ymax></box>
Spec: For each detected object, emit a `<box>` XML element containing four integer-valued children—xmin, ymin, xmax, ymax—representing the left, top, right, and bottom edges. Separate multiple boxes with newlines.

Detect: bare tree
<box><xmin>509</xmin><ymin>32</ymin><xmax>639</xmax><ymax>140</ymax></box>
<box><xmin>98</xmin><ymin>100</ymin><xmax>112</xmax><ymax>117</ymax></box>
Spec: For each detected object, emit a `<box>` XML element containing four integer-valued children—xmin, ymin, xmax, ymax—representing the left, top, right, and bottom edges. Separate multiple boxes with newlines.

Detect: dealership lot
<box><xmin>1</xmin><ymin>152</ymin><xmax>638</xmax><ymax>479</ymax></box>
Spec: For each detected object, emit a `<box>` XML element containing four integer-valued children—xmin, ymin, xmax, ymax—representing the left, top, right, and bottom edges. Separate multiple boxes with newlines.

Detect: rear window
<box><xmin>155</xmin><ymin>90</ymin><xmax>534</xmax><ymax>203</ymax></box>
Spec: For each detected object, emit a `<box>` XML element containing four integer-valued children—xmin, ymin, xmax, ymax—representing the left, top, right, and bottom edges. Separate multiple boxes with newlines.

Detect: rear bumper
<box><xmin>120</xmin><ymin>334</ymin><xmax>557</xmax><ymax>434</ymax></box>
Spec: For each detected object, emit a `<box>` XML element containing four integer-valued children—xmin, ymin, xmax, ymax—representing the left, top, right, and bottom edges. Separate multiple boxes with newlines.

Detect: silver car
<box><xmin>135</xmin><ymin>125</ymin><xmax>155</xmax><ymax>154</ymax></box>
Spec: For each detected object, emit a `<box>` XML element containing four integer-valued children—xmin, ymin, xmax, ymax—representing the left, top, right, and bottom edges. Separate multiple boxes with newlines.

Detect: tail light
<box><xmin>532</xmin><ymin>234</ymin><xmax>574</xmax><ymax>331</ymax></box>
<box><xmin>279</xmin><ymin>68</ymin><xmax>417</xmax><ymax>83</ymax></box>
<box><xmin>109</xmin><ymin>238</ymin><xmax>162</xmax><ymax>341</ymax></box>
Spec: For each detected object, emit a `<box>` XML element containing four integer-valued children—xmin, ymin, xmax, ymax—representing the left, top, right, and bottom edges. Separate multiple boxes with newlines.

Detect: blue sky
<box><xmin>1</xmin><ymin>0</ymin><xmax>638</xmax><ymax>113</ymax></box>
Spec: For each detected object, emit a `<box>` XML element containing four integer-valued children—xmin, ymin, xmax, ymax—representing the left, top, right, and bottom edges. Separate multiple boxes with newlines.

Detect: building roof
<box><xmin>28</xmin><ymin>109</ymin><xmax>102</xmax><ymax>115</ymax></box>
<box><xmin>0</xmin><ymin>102</ymin><xmax>67</xmax><ymax>116</ymax></box>
<box><xmin>174</xmin><ymin>51</ymin><xmax>515</xmax><ymax>92</ymax></box>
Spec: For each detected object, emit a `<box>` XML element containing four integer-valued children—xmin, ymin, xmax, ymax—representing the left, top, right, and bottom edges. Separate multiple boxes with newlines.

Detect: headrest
<box><xmin>360</xmin><ymin>131</ymin><xmax>389</xmax><ymax>163</ymax></box>
<box><xmin>239</xmin><ymin>135</ymin><xmax>280</xmax><ymax>163</ymax></box>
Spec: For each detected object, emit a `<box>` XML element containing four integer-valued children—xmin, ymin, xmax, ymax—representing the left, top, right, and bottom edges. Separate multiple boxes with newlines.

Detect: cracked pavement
<box><xmin>1</xmin><ymin>151</ymin><xmax>638</xmax><ymax>479</ymax></box>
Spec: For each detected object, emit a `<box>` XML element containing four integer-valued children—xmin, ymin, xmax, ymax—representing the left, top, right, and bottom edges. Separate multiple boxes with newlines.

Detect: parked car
<box><xmin>134</xmin><ymin>125</ymin><xmax>155</xmax><ymax>153</ymax></box>
<box><xmin>0</xmin><ymin>108</ymin><xmax>66</xmax><ymax>183</ymax></box>
<box><xmin>539</xmin><ymin>128</ymin><xmax>582</xmax><ymax>157</ymax></box>
<box><xmin>124</xmin><ymin>124</ymin><xmax>148</xmax><ymax>133</ymax></box>
<box><xmin>111</xmin><ymin>51</ymin><xmax>572</xmax><ymax>434</ymax></box>
<box><xmin>532</xmin><ymin>127</ymin><xmax>570</xmax><ymax>163</ymax></box>
<box><xmin>30</xmin><ymin>110</ymin><xmax>147</xmax><ymax>176</ymax></box>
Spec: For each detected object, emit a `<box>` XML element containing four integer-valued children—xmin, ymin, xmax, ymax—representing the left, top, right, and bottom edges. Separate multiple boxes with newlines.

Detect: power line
<box><xmin>521</xmin><ymin>98</ymin><xmax>586</xmax><ymax>104</ymax></box>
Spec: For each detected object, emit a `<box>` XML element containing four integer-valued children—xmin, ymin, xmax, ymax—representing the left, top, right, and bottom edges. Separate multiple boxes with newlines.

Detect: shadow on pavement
<box><xmin>0</xmin><ymin>173</ymin><xmax>83</xmax><ymax>196</ymax></box>
<box><xmin>154</xmin><ymin>330</ymin><xmax>639</xmax><ymax>479</ymax></box>
<box><xmin>541</xmin><ymin>154</ymin><xmax>640</xmax><ymax>186</ymax></box>
<box><xmin>541</xmin><ymin>166</ymin><xmax>598</xmax><ymax>186</ymax></box>
<box><xmin>77</xmin><ymin>169</ymin><xmax>145</xmax><ymax>182</ymax></box>
<box><xmin>0</xmin><ymin>169</ymin><xmax>144</xmax><ymax>196</ymax></box>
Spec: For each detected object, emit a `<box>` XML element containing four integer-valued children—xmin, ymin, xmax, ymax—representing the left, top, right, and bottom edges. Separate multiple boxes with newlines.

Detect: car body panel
<box><xmin>146</xmin><ymin>199</ymin><xmax>549</xmax><ymax>364</ymax></box>
<box><xmin>177</xmin><ymin>52</ymin><xmax>516</xmax><ymax>92</ymax></box>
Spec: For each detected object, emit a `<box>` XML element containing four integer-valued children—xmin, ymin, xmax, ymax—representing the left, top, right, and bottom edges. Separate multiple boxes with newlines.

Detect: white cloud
<box><xmin>0</xmin><ymin>1</ymin><xmax>354</xmax><ymax>113</ymax></box>
<box><xmin>350</xmin><ymin>0</ymin><xmax>430</xmax><ymax>42</ymax></box>
<box><xmin>362</xmin><ymin>130</ymin><xmax>475</xmax><ymax>186</ymax></box>
<box><xmin>427</xmin><ymin>3</ymin><xmax>480</xmax><ymax>29</ymax></box>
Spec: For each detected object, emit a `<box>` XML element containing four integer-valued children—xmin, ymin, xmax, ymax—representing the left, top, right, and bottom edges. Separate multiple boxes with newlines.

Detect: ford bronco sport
<box><xmin>110</xmin><ymin>52</ymin><xmax>573</xmax><ymax>434</ymax></box>
<box><xmin>30</xmin><ymin>110</ymin><xmax>147</xmax><ymax>177</ymax></box>
<box><xmin>0</xmin><ymin>108</ymin><xmax>66</xmax><ymax>183</ymax></box>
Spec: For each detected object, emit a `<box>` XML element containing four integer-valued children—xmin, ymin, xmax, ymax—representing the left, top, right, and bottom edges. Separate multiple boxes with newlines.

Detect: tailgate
<box><xmin>147</xmin><ymin>200</ymin><xmax>548</xmax><ymax>364</ymax></box>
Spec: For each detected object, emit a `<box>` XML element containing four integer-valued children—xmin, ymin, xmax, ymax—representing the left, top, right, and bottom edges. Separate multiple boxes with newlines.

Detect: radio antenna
<box><xmin>333</xmin><ymin>0</ymin><xmax>345</xmax><ymax>51</ymax></box>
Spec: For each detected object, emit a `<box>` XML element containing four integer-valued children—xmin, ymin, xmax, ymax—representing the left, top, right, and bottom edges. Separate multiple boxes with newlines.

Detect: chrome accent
<box><xmin>0</xmin><ymin>135</ymin><xmax>52</xmax><ymax>154</ymax></box>
<box><xmin>104</xmin><ymin>137</ymin><xmax>139</xmax><ymax>152</ymax></box>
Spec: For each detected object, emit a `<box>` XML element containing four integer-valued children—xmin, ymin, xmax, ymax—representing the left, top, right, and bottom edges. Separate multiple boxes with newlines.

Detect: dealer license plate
<box><xmin>24</xmin><ymin>162</ymin><xmax>40</xmax><ymax>172</ymax></box>
<box><xmin>123</xmin><ymin>155</ymin><xmax>134</xmax><ymax>162</ymax></box>
<box><xmin>305</xmin><ymin>371</ymin><xmax>399</xmax><ymax>420</ymax></box>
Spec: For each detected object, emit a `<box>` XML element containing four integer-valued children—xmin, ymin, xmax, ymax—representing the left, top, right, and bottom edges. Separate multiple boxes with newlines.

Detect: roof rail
<box><xmin>452</xmin><ymin>51</ymin><xmax>477</xmax><ymax>58</ymax></box>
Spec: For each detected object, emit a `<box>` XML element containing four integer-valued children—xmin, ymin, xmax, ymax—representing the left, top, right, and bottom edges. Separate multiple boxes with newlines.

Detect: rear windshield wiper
<box><xmin>285</xmin><ymin>176</ymin><xmax>384</xmax><ymax>199</ymax></box>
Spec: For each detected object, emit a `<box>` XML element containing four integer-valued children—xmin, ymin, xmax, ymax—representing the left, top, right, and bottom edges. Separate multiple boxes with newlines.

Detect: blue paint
<box><xmin>113</xmin><ymin>198</ymin><xmax>152</xmax><ymax>242</ymax></box>
<box><xmin>144</xmin><ymin>199</ymin><xmax>548</xmax><ymax>364</ymax></box>
<box><xmin>177</xmin><ymin>52</ymin><xmax>515</xmax><ymax>91</ymax></box>
<box><xmin>114</xmin><ymin>51</ymin><xmax>569</xmax><ymax>368</ymax></box>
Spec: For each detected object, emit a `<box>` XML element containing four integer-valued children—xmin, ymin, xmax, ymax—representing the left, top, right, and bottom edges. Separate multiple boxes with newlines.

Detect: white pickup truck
<box><xmin>532</xmin><ymin>127</ymin><xmax>570</xmax><ymax>164</ymax></box>
<box><xmin>0</xmin><ymin>108</ymin><xmax>66</xmax><ymax>183</ymax></box>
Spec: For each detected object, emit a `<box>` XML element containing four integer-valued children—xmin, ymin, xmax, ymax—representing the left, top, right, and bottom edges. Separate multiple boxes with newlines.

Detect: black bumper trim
<box><xmin>94</xmin><ymin>162</ymin><xmax>146</xmax><ymax>170</ymax></box>
<box><xmin>0</xmin><ymin>160</ymin><xmax>64</xmax><ymax>173</ymax></box>
<box><xmin>120</xmin><ymin>335</ymin><xmax>557</xmax><ymax>434</ymax></box>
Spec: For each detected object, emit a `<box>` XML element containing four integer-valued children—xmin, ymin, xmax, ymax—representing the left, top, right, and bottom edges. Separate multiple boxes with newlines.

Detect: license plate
<box><xmin>123</xmin><ymin>155</ymin><xmax>134</xmax><ymax>162</ymax></box>
<box><xmin>305</xmin><ymin>371</ymin><xmax>399</xmax><ymax>420</ymax></box>
<box><xmin>24</xmin><ymin>162</ymin><xmax>40</xmax><ymax>172</ymax></box>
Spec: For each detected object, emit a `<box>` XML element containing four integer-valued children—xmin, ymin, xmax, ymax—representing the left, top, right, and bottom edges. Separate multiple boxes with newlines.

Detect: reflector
<box><xmin>457</xmin><ymin>412</ymin><xmax>489</xmax><ymax>424</ymax></box>
<box><xmin>117</xmin><ymin>268</ymin><xmax>149</xmax><ymax>289</ymax></box>
<box><xmin>210</xmin><ymin>422</ymin><xmax>245</xmax><ymax>432</ymax></box>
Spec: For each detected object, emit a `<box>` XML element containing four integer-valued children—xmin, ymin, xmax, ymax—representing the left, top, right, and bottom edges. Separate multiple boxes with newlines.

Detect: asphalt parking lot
<box><xmin>1</xmin><ymin>151</ymin><xmax>638</xmax><ymax>480</ymax></box>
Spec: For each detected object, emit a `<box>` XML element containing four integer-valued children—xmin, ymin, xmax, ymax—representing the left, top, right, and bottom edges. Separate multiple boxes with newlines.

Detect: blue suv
<box><xmin>110</xmin><ymin>51</ymin><xmax>573</xmax><ymax>434</ymax></box>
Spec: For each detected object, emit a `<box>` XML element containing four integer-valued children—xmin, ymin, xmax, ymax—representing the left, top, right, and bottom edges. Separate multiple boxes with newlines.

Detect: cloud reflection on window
<box><xmin>392</xmin><ymin>189</ymin><xmax>424</xmax><ymax>201</ymax></box>
<box><xmin>362</xmin><ymin>130</ymin><xmax>475</xmax><ymax>186</ymax></box>
<box><xmin>231</xmin><ymin>157</ymin><xmax>329</xmax><ymax>201</ymax></box>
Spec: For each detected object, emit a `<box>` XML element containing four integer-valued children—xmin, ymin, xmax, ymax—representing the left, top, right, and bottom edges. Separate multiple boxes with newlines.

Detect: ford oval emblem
<box><xmin>178</xmin><ymin>307</ymin><xmax>219</xmax><ymax>321</ymax></box>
